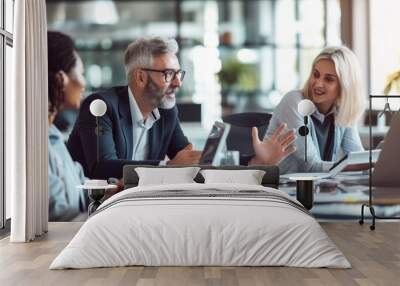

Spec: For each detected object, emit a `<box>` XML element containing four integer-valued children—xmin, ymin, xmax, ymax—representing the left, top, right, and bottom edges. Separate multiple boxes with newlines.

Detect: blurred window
<box><xmin>1</xmin><ymin>0</ymin><xmax>14</xmax><ymax>229</ymax></box>
<box><xmin>370</xmin><ymin>0</ymin><xmax>400</xmax><ymax>110</ymax></box>
<box><xmin>217</xmin><ymin>0</ymin><xmax>340</xmax><ymax>108</ymax></box>
<box><xmin>47</xmin><ymin>0</ymin><xmax>177</xmax><ymax>92</ymax></box>
<box><xmin>5</xmin><ymin>0</ymin><xmax>13</xmax><ymax>33</ymax></box>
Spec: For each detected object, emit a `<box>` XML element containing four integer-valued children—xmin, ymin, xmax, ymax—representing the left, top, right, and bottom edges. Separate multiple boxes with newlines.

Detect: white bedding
<box><xmin>50</xmin><ymin>183</ymin><xmax>350</xmax><ymax>269</ymax></box>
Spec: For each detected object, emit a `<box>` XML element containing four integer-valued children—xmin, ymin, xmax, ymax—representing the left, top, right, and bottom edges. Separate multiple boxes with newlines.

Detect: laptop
<box><xmin>283</xmin><ymin>112</ymin><xmax>400</xmax><ymax>184</ymax></box>
<box><xmin>371</xmin><ymin>112</ymin><xmax>400</xmax><ymax>187</ymax></box>
<box><xmin>199</xmin><ymin>121</ymin><xmax>231</xmax><ymax>166</ymax></box>
<box><xmin>332</xmin><ymin>112</ymin><xmax>400</xmax><ymax>187</ymax></box>
<box><xmin>281</xmin><ymin>150</ymin><xmax>381</xmax><ymax>180</ymax></box>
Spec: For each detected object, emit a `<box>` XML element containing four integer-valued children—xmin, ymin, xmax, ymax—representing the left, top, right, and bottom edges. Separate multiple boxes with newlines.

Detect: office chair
<box><xmin>222</xmin><ymin>112</ymin><xmax>272</xmax><ymax>159</ymax></box>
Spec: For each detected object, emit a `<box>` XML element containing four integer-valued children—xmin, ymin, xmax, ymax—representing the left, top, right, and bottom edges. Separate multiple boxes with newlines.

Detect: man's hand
<box><xmin>167</xmin><ymin>144</ymin><xmax>202</xmax><ymax>165</ymax></box>
<box><xmin>250</xmin><ymin>123</ymin><xmax>297</xmax><ymax>165</ymax></box>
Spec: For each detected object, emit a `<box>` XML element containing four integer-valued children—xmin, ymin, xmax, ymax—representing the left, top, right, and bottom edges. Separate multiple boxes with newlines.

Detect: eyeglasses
<box><xmin>141</xmin><ymin>68</ymin><xmax>186</xmax><ymax>83</ymax></box>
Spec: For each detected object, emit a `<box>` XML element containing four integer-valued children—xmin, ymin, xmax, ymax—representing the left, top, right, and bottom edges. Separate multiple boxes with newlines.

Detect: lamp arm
<box><xmin>304</xmin><ymin>116</ymin><xmax>308</xmax><ymax>163</ymax></box>
<box><xmin>96</xmin><ymin>116</ymin><xmax>100</xmax><ymax>165</ymax></box>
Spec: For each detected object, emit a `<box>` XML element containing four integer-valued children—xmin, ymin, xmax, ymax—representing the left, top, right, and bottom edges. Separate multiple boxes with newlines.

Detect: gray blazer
<box><xmin>265</xmin><ymin>90</ymin><xmax>364</xmax><ymax>174</ymax></box>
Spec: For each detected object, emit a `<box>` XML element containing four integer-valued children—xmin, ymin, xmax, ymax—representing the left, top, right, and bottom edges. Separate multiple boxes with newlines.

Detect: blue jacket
<box><xmin>67</xmin><ymin>86</ymin><xmax>190</xmax><ymax>179</ymax></box>
<box><xmin>265</xmin><ymin>90</ymin><xmax>364</xmax><ymax>173</ymax></box>
<box><xmin>49</xmin><ymin>124</ymin><xmax>87</xmax><ymax>221</ymax></box>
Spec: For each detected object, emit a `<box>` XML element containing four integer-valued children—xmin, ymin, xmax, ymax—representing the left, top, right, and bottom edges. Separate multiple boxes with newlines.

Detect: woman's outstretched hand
<box><xmin>250</xmin><ymin>123</ymin><xmax>297</xmax><ymax>165</ymax></box>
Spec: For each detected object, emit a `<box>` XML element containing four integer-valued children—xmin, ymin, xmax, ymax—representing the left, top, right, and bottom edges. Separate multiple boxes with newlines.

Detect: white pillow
<box><xmin>135</xmin><ymin>167</ymin><xmax>201</xmax><ymax>186</ymax></box>
<box><xmin>200</xmin><ymin>169</ymin><xmax>266</xmax><ymax>185</ymax></box>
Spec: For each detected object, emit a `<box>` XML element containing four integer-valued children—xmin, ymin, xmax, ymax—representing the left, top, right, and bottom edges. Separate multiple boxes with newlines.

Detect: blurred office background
<box><xmin>46</xmin><ymin>0</ymin><xmax>343</xmax><ymax>143</ymax></box>
<box><xmin>45</xmin><ymin>0</ymin><xmax>400</xmax><ymax>148</ymax></box>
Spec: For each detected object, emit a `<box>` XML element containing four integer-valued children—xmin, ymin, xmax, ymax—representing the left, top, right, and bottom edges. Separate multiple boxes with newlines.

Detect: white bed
<box><xmin>50</xmin><ymin>183</ymin><xmax>350</xmax><ymax>269</ymax></box>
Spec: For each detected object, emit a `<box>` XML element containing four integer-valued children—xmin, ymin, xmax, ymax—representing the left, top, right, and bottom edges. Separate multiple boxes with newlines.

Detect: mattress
<box><xmin>50</xmin><ymin>183</ymin><xmax>350</xmax><ymax>269</ymax></box>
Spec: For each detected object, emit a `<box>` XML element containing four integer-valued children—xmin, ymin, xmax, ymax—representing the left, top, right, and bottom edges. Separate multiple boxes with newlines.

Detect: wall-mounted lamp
<box><xmin>89</xmin><ymin>99</ymin><xmax>107</xmax><ymax>164</ymax></box>
<box><xmin>297</xmin><ymin>99</ymin><xmax>316</xmax><ymax>163</ymax></box>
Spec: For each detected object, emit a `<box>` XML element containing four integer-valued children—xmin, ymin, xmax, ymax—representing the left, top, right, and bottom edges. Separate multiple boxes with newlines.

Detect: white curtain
<box><xmin>7</xmin><ymin>0</ymin><xmax>48</xmax><ymax>242</ymax></box>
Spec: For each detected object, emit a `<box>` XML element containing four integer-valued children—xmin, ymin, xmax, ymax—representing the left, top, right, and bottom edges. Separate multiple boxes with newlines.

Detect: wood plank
<box><xmin>0</xmin><ymin>222</ymin><xmax>399</xmax><ymax>286</ymax></box>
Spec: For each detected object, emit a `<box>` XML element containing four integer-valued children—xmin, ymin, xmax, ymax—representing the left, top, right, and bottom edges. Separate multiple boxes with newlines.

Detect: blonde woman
<box><xmin>265</xmin><ymin>46</ymin><xmax>365</xmax><ymax>173</ymax></box>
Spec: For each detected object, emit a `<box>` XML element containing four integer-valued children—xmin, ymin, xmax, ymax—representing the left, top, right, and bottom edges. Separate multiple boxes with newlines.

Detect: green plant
<box><xmin>218</xmin><ymin>58</ymin><xmax>259</xmax><ymax>92</ymax></box>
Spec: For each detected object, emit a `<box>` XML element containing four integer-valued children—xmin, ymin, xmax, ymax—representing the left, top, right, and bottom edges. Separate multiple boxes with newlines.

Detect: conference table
<box><xmin>180</xmin><ymin>123</ymin><xmax>400</xmax><ymax>220</ymax></box>
<box><xmin>279</xmin><ymin>172</ymin><xmax>400</xmax><ymax>220</ymax></box>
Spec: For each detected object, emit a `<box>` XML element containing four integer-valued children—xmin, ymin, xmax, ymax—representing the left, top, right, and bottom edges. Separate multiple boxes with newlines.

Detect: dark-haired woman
<box><xmin>48</xmin><ymin>31</ymin><xmax>87</xmax><ymax>221</ymax></box>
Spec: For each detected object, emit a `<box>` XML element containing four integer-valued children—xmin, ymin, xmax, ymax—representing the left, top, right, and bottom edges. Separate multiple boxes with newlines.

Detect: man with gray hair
<box><xmin>68</xmin><ymin>37</ymin><xmax>200</xmax><ymax>179</ymax></box>
<box><xmin>67</xmin><ymin>36</ymin><xmax>296</xmax><ymax>179</ymax></box>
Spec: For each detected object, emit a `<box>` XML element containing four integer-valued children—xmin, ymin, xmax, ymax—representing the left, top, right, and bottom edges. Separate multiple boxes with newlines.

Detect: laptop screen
<box><xmin>372</xmin><ymin>112</ymin><xmax>400</xmax><ymax>186</ymax></box>
<box><xmin>199</xmin><ymin>122</ymin><xmax>230</xmax><ymax>165</ymax></box>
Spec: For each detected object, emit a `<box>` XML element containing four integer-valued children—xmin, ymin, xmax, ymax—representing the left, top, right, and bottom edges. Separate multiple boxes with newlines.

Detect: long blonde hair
<box><xmin>302</xmin><ymin>46</ymin><xmax>365</xmax><ymax>127</ymax></box>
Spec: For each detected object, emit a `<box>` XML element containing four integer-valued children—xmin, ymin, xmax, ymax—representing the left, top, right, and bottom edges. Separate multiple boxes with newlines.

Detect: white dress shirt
<box><xmin>128</xmin><ymin>87</ymin><xmax>160</xmax><ymax>160</ymax></box>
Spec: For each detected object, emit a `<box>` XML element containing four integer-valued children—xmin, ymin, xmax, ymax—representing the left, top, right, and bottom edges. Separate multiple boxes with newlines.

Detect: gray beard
<box><xmin>143</xmin><ymin>77</ymin><xmax>176</xmax><ymax>110</ymax></box>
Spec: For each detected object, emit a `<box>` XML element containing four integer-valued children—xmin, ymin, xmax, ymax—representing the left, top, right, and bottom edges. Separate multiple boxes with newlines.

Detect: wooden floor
<box><xmin>0</xmin><ymin>222</ymin><xmax>399</xmax><ymax>286</ymax></box>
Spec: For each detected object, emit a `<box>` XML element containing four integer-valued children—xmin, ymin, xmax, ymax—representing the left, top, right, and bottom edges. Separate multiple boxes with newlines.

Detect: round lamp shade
<box><xmin>89</xmin><ymin>99</ymin><xmax>107</xmax><ymax>117</ymax></box>
<box><xmin>297</xmin><ymin>99</ymin><xmax>316</xmax><ymax>117</ymax></box>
